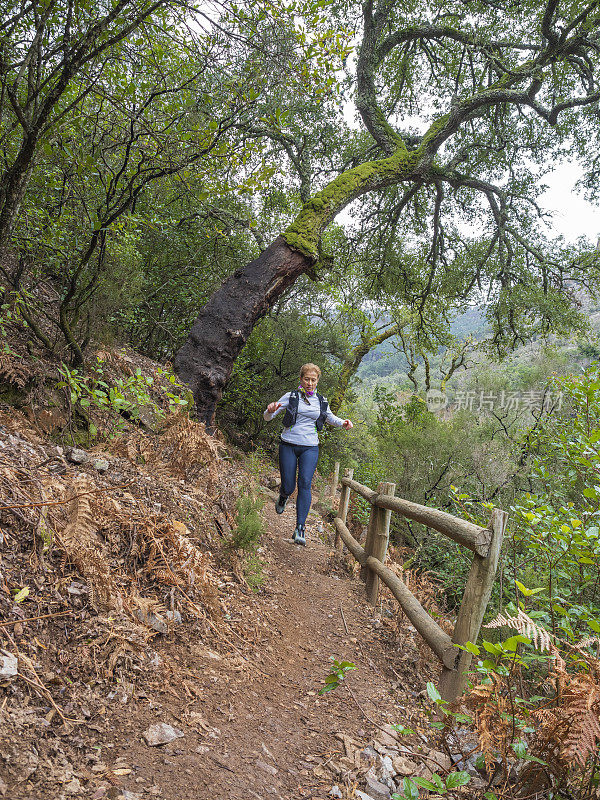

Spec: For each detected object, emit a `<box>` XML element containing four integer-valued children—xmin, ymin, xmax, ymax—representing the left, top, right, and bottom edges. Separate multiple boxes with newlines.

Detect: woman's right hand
<box><xmin>267</xmin><ymin>402</ymin><xmax>282</xmax><ymax>414</ymax></box>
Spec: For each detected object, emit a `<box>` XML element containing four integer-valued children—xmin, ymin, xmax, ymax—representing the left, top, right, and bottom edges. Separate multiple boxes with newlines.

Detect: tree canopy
<box><xmin>1</xmin><ymin>0</ymin><xmax>600</xmax><ymax>424</ymax></box>
<box><xmin>174</xmin><ymin>0</ymin><xmax>600</xmax><ymax>422</ymax></box>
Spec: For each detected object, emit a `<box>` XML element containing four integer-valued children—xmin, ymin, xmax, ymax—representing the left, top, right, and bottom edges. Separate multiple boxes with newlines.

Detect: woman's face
<box><xmin>300</xmin><ymin>371</ymin><xmax>319</xmax><ymax>392</ymax></box>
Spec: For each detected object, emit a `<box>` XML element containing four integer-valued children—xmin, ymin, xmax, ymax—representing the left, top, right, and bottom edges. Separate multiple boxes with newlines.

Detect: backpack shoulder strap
<box><xmin>282</xmin><ymin>390</ymin><xmax>299</xmax><ymax>427</ymax></box>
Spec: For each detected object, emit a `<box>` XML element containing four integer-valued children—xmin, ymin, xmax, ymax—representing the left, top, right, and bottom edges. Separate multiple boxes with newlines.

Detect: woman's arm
<box><xmin>325</xmin><ymin>406</ymin><xmax>353</xmax><ymax>429</ymax></box>
<box><xmin>263</xmin><ymin>393</ymin><xmax>290</xmax><ymax>421</ymax></box>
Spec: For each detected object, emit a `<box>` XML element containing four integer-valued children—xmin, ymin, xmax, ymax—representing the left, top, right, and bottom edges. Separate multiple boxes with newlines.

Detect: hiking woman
<box><xmin>263</xmin><ymin>363</ymin><xmax>353</xmax><ymax>545</ymax></box>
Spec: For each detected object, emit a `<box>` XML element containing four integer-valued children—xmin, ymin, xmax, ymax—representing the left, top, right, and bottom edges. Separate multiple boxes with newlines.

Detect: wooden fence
<box><xmin>330</xmin><ymin>465</ymin><xmax>507</xmax><ymax>701</ymax></box>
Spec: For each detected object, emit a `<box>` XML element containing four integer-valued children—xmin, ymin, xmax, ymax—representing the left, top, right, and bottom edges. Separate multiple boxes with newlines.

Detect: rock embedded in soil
<box><xmin>92</xmin><ymin>458</ymin><xmax>109</xmax><ymax>473</ymax></box>
<box><xmin>134</xmin><ymin>609</ymin><xmax>168</xmax><ymax>634</ymax></box>
<box><xmin>142</xmin><ymin>723</ymin><xmax>184</xmax><ymax>746</ymax></box>
<box><xmin>256</xmin><ymin>759</ymin><xmax>278</xmax><ymax>776</ymax></box>
<box><xmin>360</xmin><ymin>745</ymin><xmax>379</xmax><ymax>763</ymax></box>
<box><xmin>0</xmin><ymin>650</ymin><xmax>18</xmax><ymax>680</ymax></box>
<box><xmin>64</xmin><ymin>777</ymin><xmax>83</xmax><ymax>795</ymax></box>
<box><xmin>363</xmin><ymin>773</ymin><xmax>392</xmax><ymax>800</ymax></box>
<box><xmin>66</xmin><ymin>448</ymin><xmax>89</xmax><ymax>464</ymax></box>
<box><xmin>392</xmin><ymin>755</ymin><xmax>418</xmax><ymax>775</ymax></box>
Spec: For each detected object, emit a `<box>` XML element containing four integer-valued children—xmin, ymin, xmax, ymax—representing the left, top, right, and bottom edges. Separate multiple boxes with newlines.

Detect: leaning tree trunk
<box><xmin>174</xmin><ymin>145</ymin><xmax>426</xmax><ymax>425</ymax></box>
<box><xmin>173</xmin><ymin>236</ymin><xmax>314</xmax><ymax>425</ymax></box>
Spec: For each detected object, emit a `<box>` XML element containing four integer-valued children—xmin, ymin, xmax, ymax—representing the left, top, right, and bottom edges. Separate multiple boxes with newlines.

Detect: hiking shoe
<box><xmin>294</xmin><ymin>526</ymin><xmax>306</xmax><ymax>546</ymax></box>
<box><xmin>275</xmin><ymin>494</ymin><xmax>288</xmax><ymax>514</ymax></box>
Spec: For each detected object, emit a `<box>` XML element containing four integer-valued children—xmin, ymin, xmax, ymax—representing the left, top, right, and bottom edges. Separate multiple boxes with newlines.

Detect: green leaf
<box><xmin>482</xmin><ymin>641</ymin><xmax>502</xmax><ymax>656</ymax></box>
<box><xmin>456</xmin><ymin>641</ymin><xmax>480</xmax><ymax>655</ymax></box>
<box><xmin>523</xmin><ymin>754</ymin><xmax>549</xmax><ymax>765</ymax></box>
<box><xmin>515</xmin><ymin>580</ymin><xmax>545</xmax><ymax>597</ymax></box>
<box><xmin>432</xmin><ymin>773</ymin><xmax>445</xmax><ymax>790</ymax></box>
<box><xmin>13</xmin><ymin>587</ymin><xmax>30</xmax><ymax>603</ymax></box>
<box><xmin>503</xmin><ymin>635</ymin><xmax>531</xmax><ymax>651</ymax></box>
<box><xmin>412</xmin><ymin>776</ymin><xmax>441</xmax><ymax>791</ymax></box>
<box><xmin>512</xmin><ymin>739</ymin><xmax>527</xmax><ymax>758</ymax></box>
<box><xmin>426</xmin><ymin>681</ymin><xmax>441</xmax><ymax>703</ymax></box>
<box><xmin>391</xmin><ymin>724</ymin><xmax>415</xmax><ymax>736</ymax></box>
<box><xmin>318</xmin><ymin>684</ymin><xmax>336</xmax><ymax>694</ymax></box>
<box><xmin>446</xmin><ymin>770</ymin><xmax>471</xmax><ymax>789</ymax></box>
<box><xmin>393</xmin><ymin>778</ymin><xmax>420</xmax><ymax>800</ymax></box>
<box><xmin>586</xmin><ymin>619</ymin><xmax>600</xmax><ymax>633</ymax></box>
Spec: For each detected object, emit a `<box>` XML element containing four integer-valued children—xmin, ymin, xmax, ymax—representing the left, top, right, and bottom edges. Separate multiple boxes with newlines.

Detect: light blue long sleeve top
<box><xmin>263</xmin><ymin>391</ymin><xmax>345</xmax><ymax>446</ymax></box>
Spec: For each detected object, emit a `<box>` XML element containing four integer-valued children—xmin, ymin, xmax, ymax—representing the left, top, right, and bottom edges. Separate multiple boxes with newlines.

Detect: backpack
<box><xmin>282</xmin><ymin>390</ymin><xmax>329</xmax><ymax>432</ymax></box>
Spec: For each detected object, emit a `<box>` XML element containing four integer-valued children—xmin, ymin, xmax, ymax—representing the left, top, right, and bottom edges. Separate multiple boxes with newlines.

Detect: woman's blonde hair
<box><xmin>300</xmin><ymin>363</ymin><xmax>321</xmax><ymax>379</ymax></box>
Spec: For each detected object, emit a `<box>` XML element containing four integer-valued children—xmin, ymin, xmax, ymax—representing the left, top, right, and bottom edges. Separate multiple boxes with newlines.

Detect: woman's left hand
<box><xmin>342</xmin><ymin>419</ymin><xmax>353</xmax><ymax>429</ymax></box>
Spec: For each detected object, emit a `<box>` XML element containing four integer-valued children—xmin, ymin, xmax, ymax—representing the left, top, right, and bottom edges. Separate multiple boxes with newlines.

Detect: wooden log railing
<box><xmin>331</xmin><ymin>464</ymin><xmax>508</xmax><ymax>701</ymax></box>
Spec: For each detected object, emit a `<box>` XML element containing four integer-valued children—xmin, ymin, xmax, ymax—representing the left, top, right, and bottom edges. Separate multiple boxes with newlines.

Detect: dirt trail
<box><xmin>97</xmin><ymin>498</ymin><xmax>429</xmax><ymax>800</ymax></box>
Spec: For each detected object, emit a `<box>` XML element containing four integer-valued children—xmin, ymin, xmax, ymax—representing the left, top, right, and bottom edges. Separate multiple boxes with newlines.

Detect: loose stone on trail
<box><xmin>364</xmin><ymin>772</ymin><xmax>393</xmax><ymax>800</ymax></box>
<box><xmin>66</xmin><ymin>447</ymin><xmax>88</xmax><ymax>464</ymax></box>
<box><xmin>142</xmin><ymin>723</ymin><xmax>184</xmax><ymax>746</ymax></box>
<box><xmin>0</xmin><ymin>650</ymin><xmax>18</xmax><ymax>680</ymax></box>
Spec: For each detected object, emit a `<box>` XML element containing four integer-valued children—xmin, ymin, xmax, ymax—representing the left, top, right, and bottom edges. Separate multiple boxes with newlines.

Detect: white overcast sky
<box><xmin>539</xmin><ymin>162</ymin><xmax>598</xmax><ymax>243</ymax></box>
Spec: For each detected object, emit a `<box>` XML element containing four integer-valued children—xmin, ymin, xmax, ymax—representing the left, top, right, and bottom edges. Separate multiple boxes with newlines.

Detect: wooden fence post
<box><xmin>330</xmin><ymin>461</ymin><xmax>340</xmax><ymax>499</ymax></box>
<box><xmin>439</xmin><ymin>508</ymin><xmax>508</xmax><ymax>701</ymax></box>
<box><xmin>360</xmin><ymin>501</ymin><xmax>378</xmax><ymax>583</ymax></box>
<box><xmin>334</xmin><ymin>468</ymin><xmax>354</xmax><ymax>550</ymax></box>
<box><xmin>366</xmin><ymin>482</ymin><xmax>396</xmax><ymax>606</ymax></box>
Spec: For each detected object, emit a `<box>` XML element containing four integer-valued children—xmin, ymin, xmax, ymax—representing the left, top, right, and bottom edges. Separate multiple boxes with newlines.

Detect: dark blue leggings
<box><xmin>278</xmin><ymin>442</ymin><xmax>320</xmax><ymax>527</ymax></box>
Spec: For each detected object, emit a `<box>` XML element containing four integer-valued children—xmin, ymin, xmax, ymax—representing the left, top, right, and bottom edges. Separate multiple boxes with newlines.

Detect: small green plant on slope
<box><xmin>390</xmin><ymin>682</ymin><xmax>472</xmax><ymax>800</ymax></box>
<box><xmin>318</xmin><ymin>657</ymin><xmax>357</xmax><ymax>694</ymax></box>
<box><xmin>229</xmin><ymin>491</ymin><xmax>265</xmax><ymax>551</ymax></box>
<box><xmin>56</xmin><ymin>358</ymin><xmax>190</xmax><ymax>440</ymax></box>
<box><xmin>229</xmin><ymin>490</ymin><xmax>267</xmax><ymax>589</ymax></box>
<box><xmin>243</xmin><ymin>446</ymin><xmax>271</xmax><ymax>482</ymax></box>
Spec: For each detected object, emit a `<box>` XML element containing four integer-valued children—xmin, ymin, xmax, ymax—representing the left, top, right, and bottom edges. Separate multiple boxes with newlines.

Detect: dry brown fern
<box><xmin>33</xmin><ymin>407</ymin><xmax>68</xmax><ymax>434</ymax></box>
<box><xmin>161</xmin><ymin>415</ymin><xmax>222</xmax><ymax>482</ymax></box>
<box><xmin>78</xmin><ymin>614</ymin><xmax>153</xmax><ymax>677</ymax></box>
<box><xmin>60</xmin><ymin>480</ymin><xmax>122</xmax><ymax>611</ymax></box>
<box><xmin>0</xmin><ymin>352</ymin><xmax>32</xmax><ymax>388</ymax></box>
<box><xmin>109</xmin><ymin>415</ymin><xmax>222</xmax><ymax>489</ymax></box>
<box><xmin>532</xmin><ymin>664</ymin><xmax>600</xmax><ymax>770</ymax></box>
<box><xmin>465</xmin><ymin>676</ymin><xmax>515</xmax><ymax>772</ymax></box>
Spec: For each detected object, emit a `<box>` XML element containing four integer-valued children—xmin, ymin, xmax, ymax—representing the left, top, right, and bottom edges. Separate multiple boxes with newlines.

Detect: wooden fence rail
<box><xmin>330</xmin><ymin>463</ymin><xmax>507</xmax><ymax>701</ymax></box>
